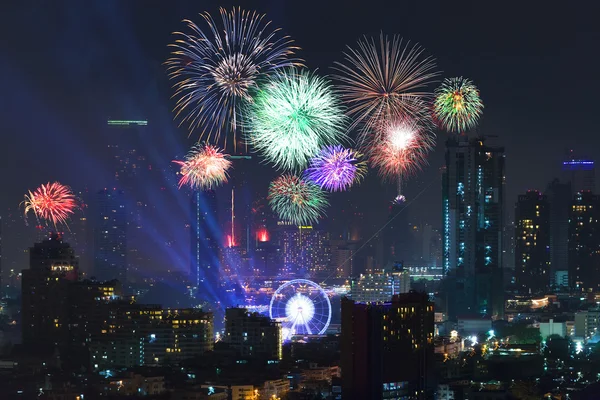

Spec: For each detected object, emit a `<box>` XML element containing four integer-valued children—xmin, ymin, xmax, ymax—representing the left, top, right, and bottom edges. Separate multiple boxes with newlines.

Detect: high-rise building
<box><xmin>563</xmin><ymin>158</ymin><xmax>595</xmax><ymax>194</ymax></box>
<box><xmin>106</xmin><ymin>119</ymin><xmax>153</xmax><ymax>281</ymax></box>
<box><xmin>21</xmin><ymin>234</ymin><xmax>79</xmax><ymax>347</ymax></box>
<box><xmin>383</xmin><ymin>199</ymin><xmax>413</xmax><ymax>267</ymax></box>
<box><xmin>350</xmin><ymin>265</ymin><xmax>410</xmax><ymax>303</ymax></box>
<box><xmin>442</xmin><ymin>136</ymin><xmax>505</xmax><ymax>319</ymax></box>
<box><xmin>568</xmin><ymin>191</ymin><xmax>600</xmax><ymax>291</ymax></box>
<box><xmin>280</xmin><ymin>226</ymin><xmax>330</xmax><ymax>278</ymax></box>
<box><xmin>228</xmin><ymin>155</ymin><xmax>254</xmax><ymax>254</ymax></box>
<box><xmin>94</xmin><ymin>189</ymin><xmax>127</xmax><ymax>283</ymax></box>
<box><xmin>191</xmin><ymin>190</ymin><xmax>221</xmax><ymax>301</ymax></box>
<box><xmin>514</xmin><ymin>190</ymin><xmax>551</xmax><ymax>294</ymax></box>
<box><xmin>224</xmin><ymin>308</ymin><xmax>282</xmax><ymax>360</ymax></box>
<box><xmin>545</xmin><ymin>179</ymin><xmax>572</xmax><ymax>281</ymax></box>
<box><xmin>341</xmin><ymin>292</ymin><xmax>434</xmax><ymax>400</ymax></box>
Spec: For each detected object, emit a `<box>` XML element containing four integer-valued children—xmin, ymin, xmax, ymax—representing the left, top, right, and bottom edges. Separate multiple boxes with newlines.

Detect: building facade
<box><xmin>94</xmin><ymin>189</ymin><xmax>127</xmax><ymax>283</ymax></box>
<box><xmin>341</xmin><ymin>292</ymin><xmax>434</xmax><ymax>400</ymax></box>
<box><xmin>224</xmin><ymin>308</ymin><xmax>282</xmax><ymax>361</ymax></box>
<box><xmin>545</xmin><ymin>179</ymin><xmax>572</xmax><ymax>281</ymax></box>
<box><xmin>442</xmin><ymin>136</ymin><xmax>505</xmax><ymax>319</ymax></box>
<box><xmin>22</xmin><ymin>234</ymin><xmax>79</xmax><ymax>347</ymax></box>
<box><xmin>350</xmin><ymin>266</ymin><xmax>410</xmax><ymax>303</ymax></box>
<box><xmin>514</xmin><ymin>190</ymin><xmax>550</xmax><ymax>294</ymax></box>
<box><xmin>568</xmin><ymin>191</ymin><xmax>600</xmax><ymax>291</ymax></box>
<box><xmin>191</xmin><ymin>190</ymin><xmax>221</xmax><ymax>300</ymax></box>
<box><xmin>563</xmin><ymin>158</ymin><xmax>595</xmax><ymax>194</ymax></box>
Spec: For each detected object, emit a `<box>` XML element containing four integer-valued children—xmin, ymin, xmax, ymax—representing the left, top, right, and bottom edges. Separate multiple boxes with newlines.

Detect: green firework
<box><xmin>244</xmin><ymin>68</ymin><xmax>348</xmax><ymax>171</ymax></box>
<box><xmin>268</xmin><ymin>174</ymin><xmax>329</xmax><ymax>225</ymax></box>
<box><xmin>433</xmin><ymin>77</ymin><xmax>483</xmax><ymax>133</ymax></box>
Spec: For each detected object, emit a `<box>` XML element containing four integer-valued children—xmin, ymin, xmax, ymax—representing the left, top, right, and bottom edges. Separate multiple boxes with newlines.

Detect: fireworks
<box><xmin>166</xmin><ymin>7</ymin><xmax>300</xmax><ymax>147</ymax></box>
<box><xmin>245</xmin><ymin>68</ymin><xmax>348</xmax><ymax>171</ymax></box>
<box><xmin>268</xmin><ymin>174</ymin><xmax>328</xmax><ymax>226</ymax></box>
<box><xmin>433</xmin><ymin>77</ymin><xmax>483</xmax><ymax>133</ymax></box>
<box><xmin>368</xmin><ymin>117</ymin><xmax>435</xmax><ymax>182</ymax></box>
<box><xmin>22</xmin><ymin>182</ymin><xmax>79</xmax><ymax>228</ymax></box>
<box><xmin>304</xmin><ymin>145</ymin><xmax>367</xmax><ymax>192</ymax></box>
<box><xmin>173</xmin><ymin>143</ymin><xmax>232</xmax><ymax>190</ymax></box>
<box><xmin>334</xmin><ymin>33</ymin><xmax>438</xmax><ymax>141</ymax></box>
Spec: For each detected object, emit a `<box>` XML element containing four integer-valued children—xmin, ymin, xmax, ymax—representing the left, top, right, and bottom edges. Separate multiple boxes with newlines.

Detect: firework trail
<box><xmin>166</xmin><ymin>7</ymin><xmax>301</xmax><ymax>148</ymax></box>
<box><xmin>173</xmin><ymin>143</ymin><xmax>232</xmax><ymax>190</ymax></box>
<box><xmin>433</xmin><ymin>77</ymin><xmax>483</xmax><ymax>133</ymax></box>
<box><xmin>304</xmin><ymin>145</ymin><xmax>367</xmax><ymax>192</ymax></box>
<box><xmin>22</xmin><ymin>182</ymin><xmax>80</xmax><ymax>229</ymax></box>
<box><xmin>245</xmin><ymin>68</ymin><xmax>348</xmax><ymax>171</ymax></box>
<box><xmin>268</xmin><ymin>174</ymin><xmax>328</xmax><ymax>226</ymax></box>
<box><xmin>334</xmin><ymin>33</ymin><xmax>438</xmax><ymax>142</ymax></box>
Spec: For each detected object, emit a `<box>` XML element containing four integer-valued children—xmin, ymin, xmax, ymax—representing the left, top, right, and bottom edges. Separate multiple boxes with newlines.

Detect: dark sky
<box><xmin>1</xmin><ymin>0</ymin><xmax>599</xmax><ymax>272</ymax></box>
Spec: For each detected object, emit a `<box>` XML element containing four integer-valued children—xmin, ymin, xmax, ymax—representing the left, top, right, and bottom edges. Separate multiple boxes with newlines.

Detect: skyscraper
<box><xmin>341</xmin><ymin>292</ymin><xmax>434</xmax><ymax>399</ymax></box>
<box><xmin>514</xmin><ymin>190</ymin><xmax>550</xmax><ymax>294</ymax></box>
<box><xmin>563</xmin><ymin>158</ymin><xmax>595</xmax><ymax>194</ymax></box>
<box><xmin>94</xmin><ymin>189</ymin><xmax>127</xmax><ymax>283</ymax></box>
<box><xmin>106</xmin><ymin>119</ymin><xmax>152</xmax><ymax>281</ymax></box>
<box><xmin>280</xmin><ymin>225</ymin><xmax>330</xmax><ymax>278</ymax></box>
<box><xmin>190</xmin><ymin>190</ymin><xmax>221</xmax><ymax>301</ymax></box>
<box><xmin>382</xmin><ymin>199</ymin><xmax>413</xmax><ymax>267</ymax></box>
<box><xmin>442</xmin><ymin>136</ymin><xmax>505</xmax><ymax>318</ymax></box>
<box><xmin>545</xmin><ymin>179</ymin><xmax>571</xmax><ymax>280</ymax></box>
<box><xmin>568</xmin><ymin>191</ymin><xmax>600</xmax><ymax>291</ymax></box>
<box><xmin>22</xmin><ymin>233</ymin><xmax>79</xmax><ymax>346</ymax></box>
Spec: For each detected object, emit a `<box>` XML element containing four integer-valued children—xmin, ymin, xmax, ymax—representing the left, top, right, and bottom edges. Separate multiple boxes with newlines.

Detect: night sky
<box><xmin>1</xmin><ymin>0</ymin><xmax>599</xmax><ymax>275</ymax></box>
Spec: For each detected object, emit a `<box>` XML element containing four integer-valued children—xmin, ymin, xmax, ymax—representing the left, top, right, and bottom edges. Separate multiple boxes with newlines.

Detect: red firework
<box><xmin>173</xmin><ymin>143</ymin><xmax>232</xmax><ymax>190</ymax></box>
<box><xmin>22</xmin><ymin>182</ymin><xmax>80</xmax><ymax>228</ymax></box>
<box><xmin>368</xmin><ymin>117</ymin><xmax>435</xmax><ymax>181</ymax></box>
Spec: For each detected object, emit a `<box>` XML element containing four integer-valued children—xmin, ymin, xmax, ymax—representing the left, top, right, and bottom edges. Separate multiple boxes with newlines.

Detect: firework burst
<box><xmin>22</xmin><ymin>182</ymin><xmax>80</xmax><ymax>229</ymax></box>
<box><xmin>245</xmin><ymin>68</ymin><xmax>348</xmax><ymax>171</ymax></box>
<box><xmin>268</xmin><ymin>174</ymin><xmax>328</xmax><ymax>226</ymax></box>
<box><xmin>433</xmin><ymin>77</ymin><xmax>483</xmax><ymax>133</ymax></box>
<box><xmin>334</xmin><ymin>33</ymin><xmax>438</xmax><ymax>141</ymax></box>
<box><xmin>368</xmin><ymin>117</ymin><xmax>435</xmax><ymax>182</ymax></box>
<box><xmin>173</xmin><ymin>143</ymin><xmax>232</xmax><ymax>190</ymax></box>
<box><xmin>304</xmin><ymin>145</ymin><xmax>367</xmax><ymax>192</ymax></box>
<box><xmin>166</xmin><ymin>7</ymin><xmax>301</xmax><ymax>147</ymax></box>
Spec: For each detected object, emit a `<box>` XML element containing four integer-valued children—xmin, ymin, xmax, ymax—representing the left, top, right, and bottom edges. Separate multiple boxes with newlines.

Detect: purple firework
<box><xmin>304</xmin><ymin>145</ymin><xmax>367</xmax><ymax>192</ymax></box>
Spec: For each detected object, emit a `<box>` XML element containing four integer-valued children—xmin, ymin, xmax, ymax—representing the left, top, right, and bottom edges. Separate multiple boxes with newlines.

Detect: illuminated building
<box><xmin>190</xmin><ymin>190</ymin><xmax>221</xmax><ymax>299</ymax></box>
<box><xmin>574</xmin><ymin>308</ymin><xmax>600</xmax><ymax>339</ymax></box>
<box><xmin>144</xmin><ymin>309</ymin><xmax>214</xmax><ymax>365</ymax></box>
<box><xmin>106</xmin><ymin>119</ymin><xmax>151</xmax><ymax>281</ymax></box>
<box><xmin>514</xmin><ymin>190</ymin><xmax>550</xmax><ymax>294</ymax></box>
<box><xmin>545</xmin><ymin>179</ymin><xmax>571</xmax><ymax>283</ymax></box>
<box><xmin>224</xmin><ymin>307</ymin><xmax>282</xmax><ymax>361</ymax></box>
<box><xmin>21</xmin><ymin>233</ymin><xmax>79</xmax><ymax>347</ymax></box>
<box><xmin>563</xmin><ymin>158</ymin><xmax>595</xmax><ymax>194</ymax></box>
<box><xmin>280</xmin><ymin>226</ymin><xmax>330</xmax><ymax>278</ymax></box>
<box><xmin>341</xmin><ymin>292</ymin><xmax>434</xmax><ymax>400</ymax></box>
<box><xmin>228</xmin><ymin>155</ymin><xmax>254</xmax><ymax>254</ymax></box>
<box><xmin>568</xmin><ymin>191</ymin><xmax>600</xmax><ymax>291</ymax></box>
<box><xmin>94</xmin><ymin>189</ymin><xmax>127</xmax><ymax>283</ymax></box>
<box><xmin>350</xmin><ymin>265</ymin><xmax>410</xmax><ymax>303</ymax></box>
<box><xmin>90</xmin><ymin>305</ymin><xmax>214</xmax><ymax>370</ymax></box>
<box><xmin>442</xmin><ymin>136</ymin><xmax>505</xmax><ymax>319</ymax></box>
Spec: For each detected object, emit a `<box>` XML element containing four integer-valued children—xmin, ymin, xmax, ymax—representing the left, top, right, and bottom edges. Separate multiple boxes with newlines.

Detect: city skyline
<box><xmin>2</xmin><ymin>1</ymin><xmax>599</xmax><ymax>273</ymax></box>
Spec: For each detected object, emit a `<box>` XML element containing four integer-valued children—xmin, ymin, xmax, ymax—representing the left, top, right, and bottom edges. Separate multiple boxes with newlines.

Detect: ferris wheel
<box><xmin>269</xmin><ymin>279</ymin><xmax>332</xmax><ymax>339</ymax></box>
